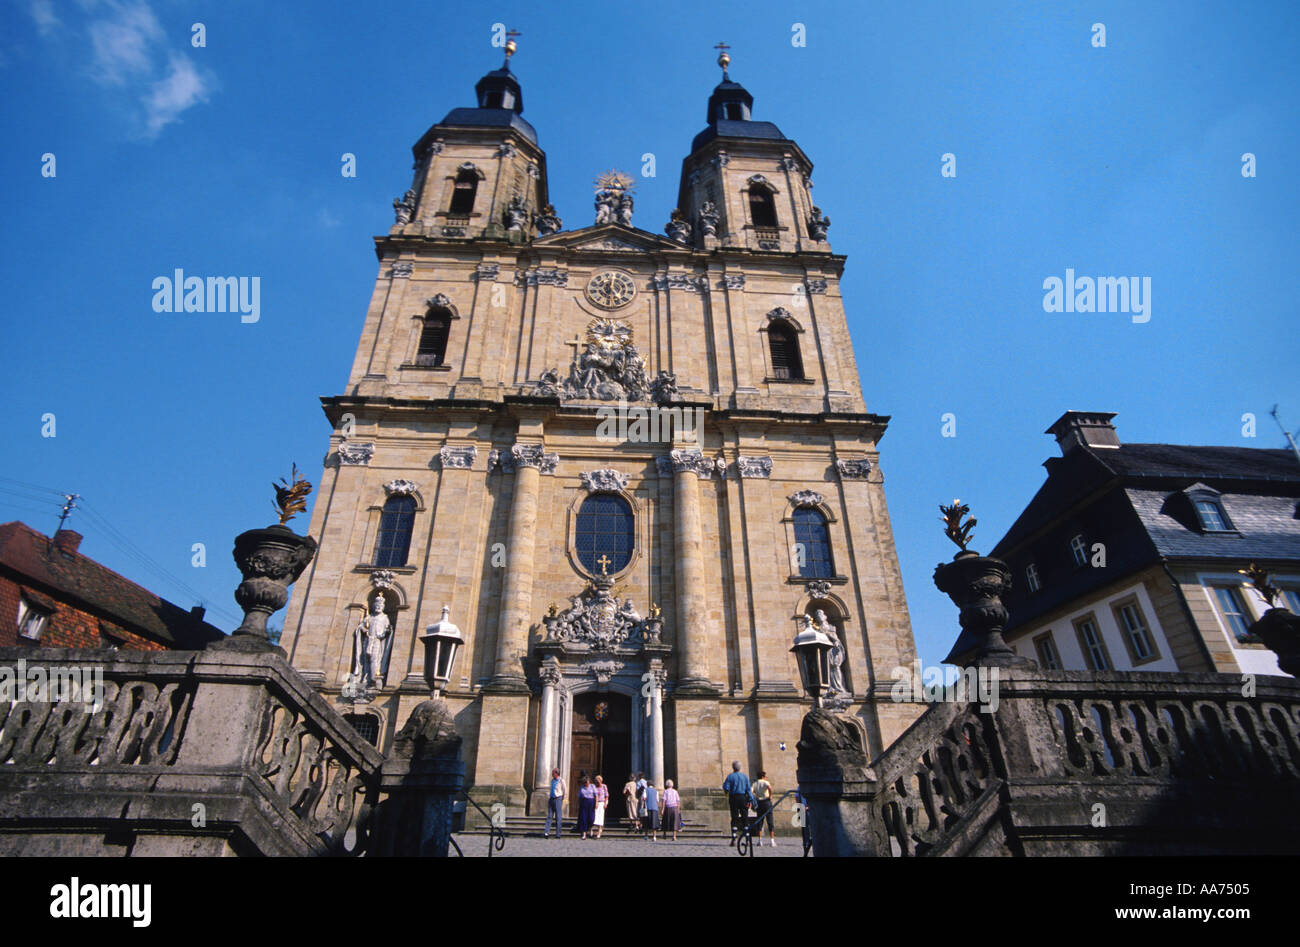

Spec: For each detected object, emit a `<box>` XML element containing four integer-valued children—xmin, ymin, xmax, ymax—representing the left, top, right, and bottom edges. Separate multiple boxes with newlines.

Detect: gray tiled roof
<box><xmin>1128</xmin><ymin>488</ymin><xmax>1300</xmax><ymax>560</ymax></box>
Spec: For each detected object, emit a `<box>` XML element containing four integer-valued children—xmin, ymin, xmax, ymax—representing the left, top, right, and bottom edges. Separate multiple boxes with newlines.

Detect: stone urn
<box><xmin>216</xmin><ymin>524</ymin><xmax>317</xmax><ymax>653</ymax></box>
<box><xmin>1248</xmin><ymin>608</ymin><xmax>1300</xmax><ymax>678</ymax></box>
<box><xmin>937</xmin><ymin>551</ymin><xmax>1034</xmax><ymax>668</ymax></box>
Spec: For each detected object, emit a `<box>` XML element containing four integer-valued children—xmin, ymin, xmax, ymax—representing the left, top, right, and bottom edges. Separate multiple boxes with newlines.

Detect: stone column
<box><xmin>533</xmin><ymin>663</ymin><xmax>561</xmax><ymax>795</ymax></box>
<box><xmin>649</xmin><ymin>666</ymin><xmax>666</xmax><ymax>789</ymax></box>
<box><xmin>666</xmin><ymin>449</ymin><xmax>716</xmax><ymax>691</ymax></box>
<box><xmin>489</xmin><ymin>443</ymin><xmax>551</xmax><ymax>690</ymax></box>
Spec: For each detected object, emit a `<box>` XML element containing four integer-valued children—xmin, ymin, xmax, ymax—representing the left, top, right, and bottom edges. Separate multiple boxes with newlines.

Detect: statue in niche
<box><xmin>813</xmin><ymin>609</ymin><xmax>847</xmax><ymax>698</ymax></box>
<box><xmin>352</xmin><ymin>594</ymin><xmax>394</xmax><ymax>691</ymax></box>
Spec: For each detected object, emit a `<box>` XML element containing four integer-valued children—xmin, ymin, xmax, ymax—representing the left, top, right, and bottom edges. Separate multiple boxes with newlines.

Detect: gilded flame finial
<box><xmin>1239</xmin><ymin>563</ymin><xmax>1280</xmax><ymax>608</ymax></box>
<box><xmin>503</xmin><ymin>28</ymin><xmax>521</xmax><ymax>64</ymax></box>
<box><xmin>273</xmin><ymin>464</ymin><xmax>313</xmax><ymax>526</ymax></box>
<box><xmin>714</xmin><ymin>41</ymin><xmax>731</xmax><ymax>77</ymax></box>
<box><xmin>939</xmin><ymin>498</ymin><xmax>977</xmax><ymax>553</ymax></box>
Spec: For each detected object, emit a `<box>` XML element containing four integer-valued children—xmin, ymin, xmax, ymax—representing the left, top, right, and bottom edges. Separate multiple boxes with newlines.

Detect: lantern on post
<box><xmin>790</xmin><ymin>616</ymin><xmax>834</xmax><ymax>708</ymax></box>
<box><xmin>421</xmin><ymin>606</ymin><xmax>463</xmax><ymax>697</ymax></box>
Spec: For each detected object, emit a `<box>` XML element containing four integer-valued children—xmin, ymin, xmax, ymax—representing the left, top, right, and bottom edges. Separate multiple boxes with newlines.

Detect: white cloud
<box><xmin>143</xmin><ymin>53</ymin><xmax>210</xmax><ymax>135</ymax></box>
<box><xmin>30</xmin><ymin>0</ymin><xmax>60</xmax><ymax>35</ymax></box>
<box><xmin>29</xmin><ymin>1</ymin><xmax>214</xmax><ymax>137</ymax></box>
<box><xmin>87</xmin><ymin>1</ymin><xmax>163</xmax><ymax>86</ymax></box>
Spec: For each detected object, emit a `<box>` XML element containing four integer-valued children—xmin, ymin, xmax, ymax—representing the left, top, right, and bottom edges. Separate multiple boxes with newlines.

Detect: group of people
<box><xmin>723</xmin><ymin>761</ymin><xmax>781</xmax><ymax>847</ymax></box>
<box><xmin>543</xmin><ymin>762</ymin><xmax>808</xmax><ymax>847</ymax></box>
<box><xmin>541</xmin><ymin>769</ymin><xmax>684</xmax><ymax>841</ymax></box>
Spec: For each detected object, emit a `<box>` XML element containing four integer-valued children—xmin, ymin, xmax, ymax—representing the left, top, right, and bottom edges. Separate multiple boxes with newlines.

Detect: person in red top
<box><xmin>660</xmin><ymin>779</ymin><xmax>681</xmax><ymax>841</ymax></box>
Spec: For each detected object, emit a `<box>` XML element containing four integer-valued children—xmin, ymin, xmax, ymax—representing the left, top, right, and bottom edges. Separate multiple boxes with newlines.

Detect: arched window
<box><xmin>373</xmin><ymin>496</ymin><xmax>416</xmax><ymax>567</ymax></box>
<box><xmin>449</xmin><ymin>169</ymin><xmax>478</xmax><ymax>215</ymax></box>
<box><xmin>574</xmin><ymin>494</ymin><xmax>634</xmax><ymax>576</ymax></box>
<box><xmin>793</xmin><ymin>508</ymin><xmax>833</xmax><ymax>578</ymax></box>
<box><xmin>417</xmin><ymin>311</ymin><xmax>450</xmax><ymax>366</ymax></box>
<box><xmin>748</xmin><ymin>185</ymin><xmax>778</xmax><ymax>228</ymax></box>
<box><xmin>768</xmin><ymin>321</ymin><xmax>804</xmax><ymax>380</ymax></box>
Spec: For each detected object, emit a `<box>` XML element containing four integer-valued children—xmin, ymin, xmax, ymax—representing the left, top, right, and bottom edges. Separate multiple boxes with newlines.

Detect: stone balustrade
<box><xmin>798</xmin><ymin>669</ymin><xmax>1300</xmax><ymax>856</ymax></box>
<box><xmin>0</xmin><ymin>647</ymin><xmax>385</xmax><ymax>856</ymax></box>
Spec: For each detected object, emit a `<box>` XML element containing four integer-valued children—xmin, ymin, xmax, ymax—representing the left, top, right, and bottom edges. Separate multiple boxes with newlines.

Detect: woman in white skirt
<box><xmin>593</xmin><ymin>774</ymin><xmax>609</xmax><ymax>839</ymax></box>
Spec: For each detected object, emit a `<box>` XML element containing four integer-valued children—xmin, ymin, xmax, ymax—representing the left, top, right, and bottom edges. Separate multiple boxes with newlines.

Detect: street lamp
<box><xmin>790</xmin><ymin>619</ymin><xmax>834</xmax><ymax>708</ymax></box>
<box><xmin>421</xmin><ymin>606</ymin><xmax>463</xmax><ymax>697</ymax></box>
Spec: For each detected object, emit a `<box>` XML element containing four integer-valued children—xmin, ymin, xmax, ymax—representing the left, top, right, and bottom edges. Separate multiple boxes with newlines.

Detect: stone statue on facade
<box><xmin>814</xmin><ymin>609</ymin><xmax>848</xmax><ymax>701</ymax></box>
<box><xmin>534</xmin><ymin>204</ymin><xmax>563</xmax><ymax>235</ymax></box>
<box><xmin>616</xmin><ymin>190</ymin><xmax>634</xmax><ymax>226</ymax></box>
<box><xmin>350</xmin><ymin>594</ymin><xmax>393</xmax><ymax>692</ymax></box>
<box><xmin>665</xmin><ymin>209</ymin><xmax>691</xmax><ymax>244</ymax></box>
<box><xmin>595</xmin><ymin>188</ymin><xmax>618</xmax><ymax>225</ymax></box>
<box><xmin>808</xmin><ymin>206</ymin><xmax>831</xmax><ymax>241</ymax></box>
<box><xmin>699</xmin><ymin>201</ymin><xmax>719</xmax><ymax>237</ymax></box>
<box><xmin>393</xmin><ymin>189</ymin><xmax>415</xmax><ymax>224</ymax></box>
<box><xmin>649</xmin><ymin>369</ymin><xmax>680</xmax><ymax>404</ymax></box>
<box><xmin>504</xmin><ymin>195</ymin><xmax>528</xmax><ymax>232</ymax></box>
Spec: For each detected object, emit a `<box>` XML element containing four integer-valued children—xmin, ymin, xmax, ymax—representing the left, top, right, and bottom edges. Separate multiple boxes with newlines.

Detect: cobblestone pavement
<box><xmin>453</xmin><ymin>832</ymin><xmax>807</xmax><ymax>858</ymax></box>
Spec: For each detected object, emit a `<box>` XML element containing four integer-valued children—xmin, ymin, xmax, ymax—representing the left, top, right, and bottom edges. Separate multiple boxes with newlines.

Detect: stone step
<box><xmin>460</xmin><ymin>815</ymin><xmax>730</xmax><ymax>838</ymax></box>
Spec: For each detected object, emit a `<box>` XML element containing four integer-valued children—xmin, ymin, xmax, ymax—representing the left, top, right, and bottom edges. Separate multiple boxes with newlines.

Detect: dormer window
<box><xmin>1069</xmin><ymin>534</ymin><xmax>1088</xmax><ymax>567</ymax></box>
<box><xmin>17</xmin><ymin>596</ymin><xmax>50</xmax><ymax>640</ymax></box>
<box><xmin>1025</xmin><ymin>563</ymin><xmax>1041</xmax><ymax>593</ymax></box>
<box><xmin>1194</xmin><ymin>499</ymin><xmax>1230</xmax><ymax>531</ymax></box>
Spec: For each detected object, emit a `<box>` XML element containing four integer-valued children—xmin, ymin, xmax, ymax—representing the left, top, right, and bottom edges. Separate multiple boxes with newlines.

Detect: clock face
<box><xmin>585</xmin><ymin>270</ymin><xmax>636</xmax><ymax>309</ymax></box>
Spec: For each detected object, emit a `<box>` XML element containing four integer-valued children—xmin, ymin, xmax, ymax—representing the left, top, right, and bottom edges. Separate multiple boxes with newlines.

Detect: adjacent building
<box><xmin>280</xmin><ymin>48</ymin><xmax>922</xmax><ymax>825</ymax></box>
<box><xmin>949</xmin><ymin>411</ymin><xmax>1300</xmax><ymax>676</ymax></box>
<box><xmin>0</xmin><ymin>521</ymin><xmax>225</xmax><ymax>651</ymax></box>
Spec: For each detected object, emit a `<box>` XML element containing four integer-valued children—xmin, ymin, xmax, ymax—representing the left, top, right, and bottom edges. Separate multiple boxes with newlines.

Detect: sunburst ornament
<box><xmin>594</xmin><ymin>170</ymin><xmax>636</xmax><ymax>194</ymax></box>
<box><xmin>586</xmin><ymin>317</ymin><xmax>634</xmax><ymax>349</ymax></box>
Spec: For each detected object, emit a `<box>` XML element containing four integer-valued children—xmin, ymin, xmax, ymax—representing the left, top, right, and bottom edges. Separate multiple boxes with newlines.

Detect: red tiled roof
<box><xmin>0</xmin><ymin>521</ymin><xmax>225</xmax><ymax>647</ymax></box>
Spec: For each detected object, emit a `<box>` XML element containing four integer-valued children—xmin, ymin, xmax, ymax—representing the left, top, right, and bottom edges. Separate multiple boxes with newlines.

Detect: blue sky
<box><xmin>1</xmin><ymin>0</ymin><xmax>1296</xmax><ymax>663</ymax></box>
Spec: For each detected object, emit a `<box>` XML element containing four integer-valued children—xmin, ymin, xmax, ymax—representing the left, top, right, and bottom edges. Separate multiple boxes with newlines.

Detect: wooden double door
<box><xmin>567</xmin><ymin>693</ymin><xmax>631</xmax><ymax>817</ymax></box>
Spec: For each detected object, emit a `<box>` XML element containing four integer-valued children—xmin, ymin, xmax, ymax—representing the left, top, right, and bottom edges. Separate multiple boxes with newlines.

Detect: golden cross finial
<box><xmin>596</xmin><ymin>554</ymin><xmax>612</xmax><ymax>575</ymax></box>
<box><xmin>714</xmin><ymin>42</ymin><xmax>731</xmax><ymax>77</ymax></box>
<box><xmin>504</xmin><ymin>28</ymin><xmax>521</xmax><ymax>64</ymax></box>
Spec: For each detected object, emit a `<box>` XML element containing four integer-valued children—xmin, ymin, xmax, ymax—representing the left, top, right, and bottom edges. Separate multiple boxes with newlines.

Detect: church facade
<box><xmin>280</xmin><ymin>46</ymin><xmax>922</xmax><ymax>826</ymax></box>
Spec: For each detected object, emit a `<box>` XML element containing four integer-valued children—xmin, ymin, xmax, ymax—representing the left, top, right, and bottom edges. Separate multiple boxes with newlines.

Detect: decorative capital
<box><xmin>580</xmin><ymin>468</ymin><xmax>630</xmax><ymax>493</ymax></box>
<box><xmin>661</xmin><ymin>449</ymin><xmax>722</xmax><ymax>479</ymax></box>
<box><xmin>737</xmin><ymin>456</ymin><xmax>773</xmax><ymax>478</ymax></box>
<box><xmin>497</xmin><ymin>142</ymin><xmax>517</xmax><ymax>158</ymax></box>
<box><xmin>338</xmin><ymin>442</ymin><xmax>375</xmax><ymax>466</ymax></box>
<box><xmin>721</xmin><ymin>274</ymin><xmax>745</xmax><ymax>290</ymax></box>
<box><xmin>539</xmin><ymin>664</ymin><xmax>562</xmax><ymax>687</ymax></box>
<box><xmin>475</xmin><ymin>263</ymin><xmax>500</xmax><ymax>280</ymax></box>
<box><xmin>834</xmin><ymin>458</ymin><xmax>872</xmax><ymax>480</ymax></box>
<box><xmin>806</xmin><ymin>278</ymin><xmax>828</xmax><ymax>294</ymax></box>
<box><xmin>383</xmin><ymin>479</ymin><xmax>419</xmax><ymax>496</ymax></box>
<box><xmin>790</xmin><ymin>490</ymin><xmax>824</xmax><ymax>508</ymax></box>
<box><xmin>512</xmin><ymin>443</ymin><xmax>558</xmax><ymax>473</ymax></box>
<box><xmin>389</xmin><ymin>262</ymin><xmax>413</xmax><ymax>279</ymax></box>
<box><xmin>527</xmin><ymin>267</ymin><xmax>568</xmax><ymax>287</ymax></box>
<box><xmin>439</xmin><ymin>445</ymin><xmax>477</xmax><ymax>470</ymax></box>
<box><xmin>779</xmin><ymin>156</ymin><xmax>799</xmax><ymax>172</ymax></box>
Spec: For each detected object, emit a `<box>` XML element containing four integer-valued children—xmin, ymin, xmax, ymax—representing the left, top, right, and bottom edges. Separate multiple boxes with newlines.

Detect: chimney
<box><xmin>52</xmin><ymin>529</ymin><xmax>83</xmax><ymax>555</ymax></box>
<box><xmin>1046</xmin><ymin>411</ymin><xmax>1120</xmax><ymax>455</ymax></box>
<box><xmin>190</xmin><ymin>605</ymin><xmax>206</xmax><ymax>622</ymax></box>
